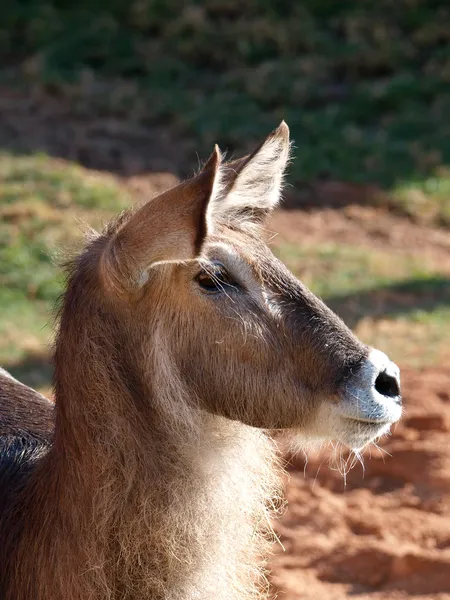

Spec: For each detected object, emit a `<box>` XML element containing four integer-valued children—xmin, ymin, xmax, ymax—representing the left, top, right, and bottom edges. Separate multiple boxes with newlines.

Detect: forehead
<box><xmin>200</xmin><ymin>225</ymin><xmax>292</xmax><ymax>297</ymax></box>
<box><xmin>203</xmin><ymin>224</ymin><xmax>274</xmax><ymax>269</ymax></box>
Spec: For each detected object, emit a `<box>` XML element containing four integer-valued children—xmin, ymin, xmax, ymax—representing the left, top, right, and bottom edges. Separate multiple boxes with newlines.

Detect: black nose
<box><xmin>374</xmin><ymin>370</ymin><xmax>401</xmax><ymax>403</ymax></box>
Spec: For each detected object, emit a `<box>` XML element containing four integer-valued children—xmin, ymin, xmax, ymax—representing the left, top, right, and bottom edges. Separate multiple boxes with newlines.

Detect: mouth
<box><xmin>342</xmin><ymin>416</ymin><xmax>397</xmax><ymax>426</ymax></box>
<box><xmin>334</xmin><ymin>349</ymin><xmax>402</xmax><ymax>448</ymax></box>
<box><xmin>336</xmin><ymin>392</ymin><xmax>402</xmax><ymax>431</ymax></box>
<box><xmin>309</xmin><ymin>402</ymin><xmax>400</xmax><ymax>452</ymax></box>
<box><xmin>309</xmin><ymin>391</ymin><xmax>402</xmax><ymax>452</ymax></box>
<box><xmin>338</xmin><ymin>416</ymin><xmax>395</xmax><ymax>450</ymax></box>
<box><xmin>303</xmin><ymin>349</ymin><xmax>402</xmax><ymax>451</ymax></box>
<box><xmin>333</xmin><ymin>398</ymin><xmax>402</xmax><ymax>449</ymax></box>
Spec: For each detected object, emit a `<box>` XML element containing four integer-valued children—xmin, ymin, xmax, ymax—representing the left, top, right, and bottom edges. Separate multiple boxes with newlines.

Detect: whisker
<box><xmin>372</xmin><ymin>442</ymin><xmax>392</xmax><ymax>461</ymax></box>
<box><xmin>303</xmin><ymin>451</ymin><xmax>309</xmax><ymax>479</ymax></box>
<box><xmin>313</xmin><ymin>455</ymin><xmax>328</xmax><ymax>488</ymax></box>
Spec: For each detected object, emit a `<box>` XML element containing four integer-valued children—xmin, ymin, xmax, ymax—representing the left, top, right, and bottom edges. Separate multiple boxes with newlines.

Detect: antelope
<box><xmin>0</xmin><ymin>122</ymin><xmax>402</xmax><ymax>600</ymax></box>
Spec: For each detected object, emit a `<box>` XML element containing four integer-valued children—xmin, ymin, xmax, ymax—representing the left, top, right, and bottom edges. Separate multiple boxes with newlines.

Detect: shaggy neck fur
<box><xmin>6</xmin><ymin>284</ymin><xmax>282</xmax><ymax>600</ymax></box>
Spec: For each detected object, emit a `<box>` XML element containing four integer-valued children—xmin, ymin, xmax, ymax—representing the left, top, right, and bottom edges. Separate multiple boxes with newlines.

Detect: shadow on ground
<box><xmin>326</xmin><ymin>276</ymin><xmax>450</xmax><ymax>328</ymax></box>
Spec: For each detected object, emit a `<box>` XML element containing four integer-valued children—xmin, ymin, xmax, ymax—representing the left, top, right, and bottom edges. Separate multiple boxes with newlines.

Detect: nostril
<box><xmin>374</xmin><ymin>370</ymin><xmax>400</xmax><ymax>399</ymax></box>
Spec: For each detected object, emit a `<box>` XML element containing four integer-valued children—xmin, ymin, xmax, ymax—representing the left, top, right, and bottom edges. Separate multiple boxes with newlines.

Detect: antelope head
<box><xmin>79</xmin><ymin>122</ymin><xmax>401</xmax><ymax>450</ymax></box>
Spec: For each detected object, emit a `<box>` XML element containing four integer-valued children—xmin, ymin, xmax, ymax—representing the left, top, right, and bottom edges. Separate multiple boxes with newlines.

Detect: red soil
<box><xmin>271</xmin><ymin>367</ymin><xmax>450</xmax><ymax>599</ymax></box>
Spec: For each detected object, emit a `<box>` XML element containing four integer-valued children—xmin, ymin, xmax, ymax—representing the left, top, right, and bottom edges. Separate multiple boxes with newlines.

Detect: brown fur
<box><xmin>0</xmin><ymin>123</ymin><xmax>374</xmax><ymax>600</ymax></box>
<box><xmin>0</xmin><ymin>369</ymin><xmax>53</xmax><ymax>441</ymax></box>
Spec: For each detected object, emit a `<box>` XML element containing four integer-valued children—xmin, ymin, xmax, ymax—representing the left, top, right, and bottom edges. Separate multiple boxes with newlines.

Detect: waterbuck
<box><xmin>0</xmin><ymin>122</ymin><xmax>401</xmax><ymax>600</ymax></box>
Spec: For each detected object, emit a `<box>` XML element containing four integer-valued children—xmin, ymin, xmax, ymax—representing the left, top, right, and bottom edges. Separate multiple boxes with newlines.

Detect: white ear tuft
<box><xmin>208</xmin><ymin>121</ymin><xmax>291</xmax><ymax>225</ymax></box>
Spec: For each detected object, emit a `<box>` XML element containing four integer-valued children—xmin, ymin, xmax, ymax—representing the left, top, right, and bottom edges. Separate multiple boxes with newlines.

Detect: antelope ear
<box><xmin>104</xmin><ymin>147</ymin><xmax>221</xmax><ymax>289</ymax></box>
<box><xmin>208</xmin><ymin>121</ymin><xmax>291</xmax><ymax>225</ymax></box>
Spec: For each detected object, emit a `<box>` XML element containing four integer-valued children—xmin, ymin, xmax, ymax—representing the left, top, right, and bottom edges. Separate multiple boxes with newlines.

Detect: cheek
<box><xmin>163</xmin><ymin>284</ymin><xmax>279</xmax><ymax>374</ymax></box>
<box><xmin>185</xmin><ymin>320</ymin><xmax>280</xmax><ymax>400</ymax></box>
<box><xmin>194</xmin><ymin>309</ymin><xmax>274</xmax><ymax>367</ymax></box>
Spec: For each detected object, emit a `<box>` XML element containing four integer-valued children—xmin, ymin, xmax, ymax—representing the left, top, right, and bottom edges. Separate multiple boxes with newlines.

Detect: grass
<box><xmin>274</xmin><ymin>242</ymin><xmax>450</xmax><ymax>368</ymax></box>
<box><xmin>0</xmin><ymin>153</ymin><xmax>131</xmax><ymax>388</ymax></box>
<box><xmin>273</xmin><ymin>243</ymin><xmax>436</xmax><ymax>298</ymax></box>
<box><xmin>390</xmin><ymin>171</ymin><xmax>450</xmax><ymax>227</ymax></box>
<box><xmin>1</xmin><ymin>0</ymin><xmax>449</xmax><ymax>224</ymax></box>
<box><xmin>0</xmin><ymin>150</ymin><xmax>448</xmax><ymax>393</ymax></box>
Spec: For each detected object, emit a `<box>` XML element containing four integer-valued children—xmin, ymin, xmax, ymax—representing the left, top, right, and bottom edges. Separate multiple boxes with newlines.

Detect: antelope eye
<box><xmin>195</xmin><ymin>264</ymin><xmax>236</xmax><ymax>293</ymax></box>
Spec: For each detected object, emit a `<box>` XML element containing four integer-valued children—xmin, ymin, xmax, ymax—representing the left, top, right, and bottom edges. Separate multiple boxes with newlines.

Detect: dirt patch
<box><xmin>270</xmin><ymin>367</ymin><xmax>450</xmax><ymax>599</ymax></box>
<box><xmin>269</xmin><ymin>206</ymin><xmax>450</xmax><ymax>270</ymax></box>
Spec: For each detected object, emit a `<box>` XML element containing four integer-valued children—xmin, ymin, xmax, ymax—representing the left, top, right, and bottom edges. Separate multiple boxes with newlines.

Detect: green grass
<box><xmin>274</xmin><ymin>242</ymin><xmax>450</xmax><ymax>367</ymax></box>
<box><xmin>390</xmin><ymin>171</ymin><xmax>450</xmax><ymax>227</ymax></box>
<box><xmin>0</xmin><ymin>153</ymin><xmax>131</xmax><ymax>383</ymax></box>
<box><xmin>0</xmin><ymin>153</ymin><xmax>130</xmax><ymax>212</ymax></box>
<box><xmin>354</xmin><ymin>305</ymin><xmax>450</xmax><ymax>369</ymax></box>
<box><xmin>273</xmin><ymin>243</ymin><xmax>437</xmax><ymax>298</ymax></box>
<box><xmin>1</xmin><ymin>0</ymin><xmax>449</xmax><ymax>216</ymax></box>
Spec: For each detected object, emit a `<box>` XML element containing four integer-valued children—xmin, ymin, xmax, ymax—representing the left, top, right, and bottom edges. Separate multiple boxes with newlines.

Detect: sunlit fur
<box><xmin>0</xmin><ymin>123</ymin><xmax>391</xmax><ymax>600</ymax></box>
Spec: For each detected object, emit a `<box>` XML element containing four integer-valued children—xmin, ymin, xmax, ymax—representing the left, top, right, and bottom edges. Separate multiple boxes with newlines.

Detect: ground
<box><xmin>0</xmin><ymin>85</ymin><xmax>449</xmax><ymax>598</ymax></box>
<box><xmin>266</xmin><ymin>208</ymin><xmax>450</xmax><ymax>598</ymax></box>
<box><xmin>271</xmin><ymin>367</ymin><xmax>450</xmax><ymax>600</ymax></box>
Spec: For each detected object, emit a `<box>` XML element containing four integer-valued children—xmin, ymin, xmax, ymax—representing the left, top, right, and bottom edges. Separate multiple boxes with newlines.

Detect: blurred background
<box><xmin>0</xmin><ymin>1</ymin><xmax>449</xmax><ymax>598</ymax></box>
